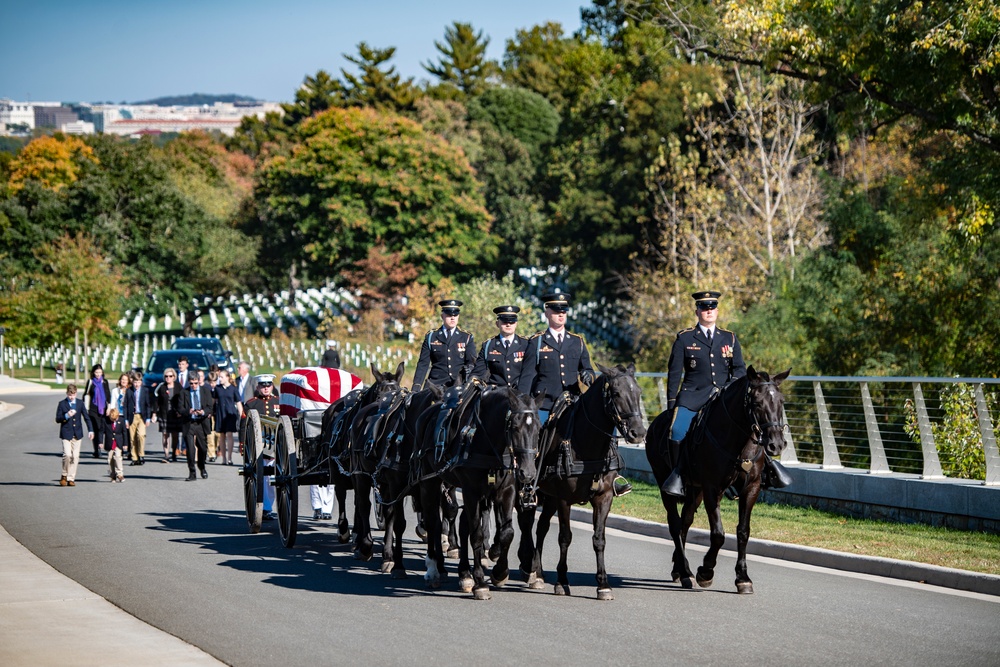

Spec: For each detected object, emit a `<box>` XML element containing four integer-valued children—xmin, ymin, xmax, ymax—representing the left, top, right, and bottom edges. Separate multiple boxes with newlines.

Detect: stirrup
<box><xmin>762</xmin><ymin>458</ymin><xmax>793</xmax><ymax>489</ymax></box>
<box><xmin>660</xmin><ymin>468</ymin><xmax>685</xmax><ymax>498</ymax></box>
<box><xmin>612</xmin><ymin>475</ymin><xmax>632</xmax><ymax>497</ymax></box>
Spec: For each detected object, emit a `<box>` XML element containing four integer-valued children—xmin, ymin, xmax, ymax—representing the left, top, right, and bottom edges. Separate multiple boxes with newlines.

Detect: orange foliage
<box><xmin>8</xmin><ymin>134</ymin><xmax>97</xmax><ymax>192</ymax></box>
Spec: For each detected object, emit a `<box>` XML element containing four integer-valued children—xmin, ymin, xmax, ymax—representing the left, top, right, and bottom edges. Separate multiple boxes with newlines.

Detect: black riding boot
<box><xmin>660</xmin><ymin>439</ymin><xmax>685</xmax><ymax>498</ymax></box>
<box><xmin>762</xmin><ymin>456</ymin><xmax>793</xmax><ymax>489</ymax></box>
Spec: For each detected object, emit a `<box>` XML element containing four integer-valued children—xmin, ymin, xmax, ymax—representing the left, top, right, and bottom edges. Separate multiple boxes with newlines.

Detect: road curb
<box><xmin>570</xmin><ymin>506</ymin><xmax>1000</xmax><ymax>597</ymax></box>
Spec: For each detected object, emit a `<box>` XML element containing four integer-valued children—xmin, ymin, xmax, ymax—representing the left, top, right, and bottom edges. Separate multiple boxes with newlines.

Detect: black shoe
<box><xmin>139</xmin><ymin>458</ymin><xmax>145</xmax><ymax>465</ymax></box>
<box><xmin>170</xmin><ymin>455</ymin><xmax>177</xmax><ymax>462</ymax></box>
<box><xmin>263</xmin><ymin>512</ymin><xmax>276</xmax><ymax>521</ymax></box>
<box><xmin>321</xmin><ymin>513</ymin><xmax>332</xmax><ymax>520</ymax></box>
<box><xmin>185</xmin><ymin>473</ymin><xmax>197</xmax><ymax>481</ymax></box>
<box><xmin>313</xmin><ymin>509</ymin><xmax>321</xmax><ymax>520</ymax></box>
<box><xmin>724</xmin><ymin>485</ymin><xmax>740</xmax><ymax>500</ymax></box>
<box><xmin>129</xmin><ymin>460</ymin><xmax>139</xmax><ymax>466</ymax></box>
<box><xmin>660</xmin><ymin>468</ymin><xmax>686</xmax><ymax>498</ymax></box>
<box><xmin>200</xmin><ymin>470</ymin><xmax>208</xmax><ymax>479</ymax></box>
<box><xmin>612</xmin><ymin>475</ymin><xmax>632</xmax><ymax>497</ymax></box>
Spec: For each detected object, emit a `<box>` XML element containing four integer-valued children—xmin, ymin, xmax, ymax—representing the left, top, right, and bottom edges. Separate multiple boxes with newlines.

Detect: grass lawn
<box><xmin>612</xmin><ymin>478</ymin><xmax>1000</xmax><ymax>576</ymax></box>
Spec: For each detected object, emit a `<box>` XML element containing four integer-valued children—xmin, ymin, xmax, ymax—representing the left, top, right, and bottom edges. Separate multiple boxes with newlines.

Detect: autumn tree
<box><xmin>6</xmin><ymin>134</ymin><xmax>96</xmax><ymax>193</ymax></box>
<box><xmin>255</xmin><ymin>106</ymin><xmax>495</xmax><ymax>288</ymax></box>
<box><xmin>0</xmin><ymin>232</ymin><xmax>124</xmax><ymax>347</ymax></box>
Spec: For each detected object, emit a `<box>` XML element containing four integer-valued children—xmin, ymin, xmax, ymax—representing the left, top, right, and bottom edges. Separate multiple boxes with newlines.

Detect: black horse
<box><xmin>319</xmin><ymin>362</ymin><xmax>403</xmax><ymax>545</ymax></box>
<box><xmin>413</xmin><ymin>383</ymin><xmax>540</xmax><ymax>598</ymax></box>
<box><xmin>372</xmin><ymin>384</ymin><xmax>444</xmax><ymax>577</ymax></box>
<box><xmin>517</xmin><ymin>363</ymin><xmax>646</xmax><ymax>600</ymax></box>
<box><xmin>644</xmin><ymin>366</ymin><xmax>790</xmax><ymax>594</ymax></box>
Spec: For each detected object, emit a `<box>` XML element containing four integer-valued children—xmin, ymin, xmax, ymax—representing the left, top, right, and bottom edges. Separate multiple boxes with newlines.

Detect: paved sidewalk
<box><xmin>0</xmin><ymin>373</ymin><xmax>58</xmax><ymax>395</ymax></box>
<box><xmin>0</xmin><ymin>523</ymin><xmax>224</xmax><ymax>666</ymax></box>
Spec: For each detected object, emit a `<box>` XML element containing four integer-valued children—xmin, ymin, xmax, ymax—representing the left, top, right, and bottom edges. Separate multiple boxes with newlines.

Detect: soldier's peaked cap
<box><xmin>439</xmin><ymin>299</ymin><xmax>463</xmax><ymax>310</ymax></box>
<box><xmin>692</xmin><ymin>290</ymin><xmax>722</xmax><ymax>302</ymax></box>
<box><xmin>255</xmin><ymin>373</ymin><xmax>276</xmax><ymax>384</ymax></box>
<box><xmin>542</xmin><ymin>291</ymin><xmax>571</xmax><ymax>308</ymax></box>
<box><xmin>493</xmin><ymin>305</ymin><xmax>520</xmax><ymax>315</ymax></box>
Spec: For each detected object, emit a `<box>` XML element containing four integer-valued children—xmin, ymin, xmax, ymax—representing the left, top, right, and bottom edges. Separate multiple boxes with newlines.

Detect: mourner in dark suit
<box><xmin>124</xmin><ymin>372</ymin><xmax>154</xmax><ymax>466</ymax></box>
<box><xmin>55</xmin><ymin>384</ymin><xmax>94</xmax><ymax>486</ymax></box>
<box><xmin>411</xmin><ymin>299</ymin><xmax>477</xmax><ymax>390</ymax></box>
<box><xmin>660</xmin><ymin>290</ymin><xmax>789</xmax><ymax>497</ymax></box>
<box><xmin>517</xmin><ymin>291</ymin><xmax>596</xmax><ymax>422</ymax></box>
<box><xmin>83</xmin><ymin>364</ymin><xmax>111</xmax><ymax>459</ymax></box>
<box><xmin>178</xmin><ymin>373</ymin><xmax>215</xmax><ymax>481</ymax></box>
<box><xmin>472</xmin><ymin>305</ymin><xmax>530</xmax><ymax>388</ymax></box>
<box><xmin>321</xmin><ymin>340</ymin><xmax>341</xmax><ymax>369</ymax></box>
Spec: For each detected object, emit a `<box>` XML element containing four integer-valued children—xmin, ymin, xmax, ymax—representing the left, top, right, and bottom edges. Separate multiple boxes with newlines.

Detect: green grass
<box><xmin>613</xmin><ymin>478</ymin><xmax>1000</xmax><ymax>575</ymax></box>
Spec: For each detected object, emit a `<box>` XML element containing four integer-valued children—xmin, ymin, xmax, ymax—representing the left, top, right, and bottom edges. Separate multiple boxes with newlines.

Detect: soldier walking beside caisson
<box><xmin>660</xmin><ymin>290</ymin><xmax>792</xmax><ymax>497</ymax></box>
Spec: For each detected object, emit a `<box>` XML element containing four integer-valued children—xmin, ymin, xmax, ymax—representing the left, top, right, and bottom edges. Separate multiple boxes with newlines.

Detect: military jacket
<box><xmin>517</xmin><ymin>330</ymin><xmax>596</xmax><ymax>411</ymax></box>
<box><xmin>412</xmin><ymin>326</ymin><xmax>477</xmax><ymax>390</ymax></box>
<box><xmin>666</xmin><ymin>326</ymin><xmax>746</xmax><ymax>412</ymax></box>
<box><xmin>243</xmin><ymin>394</ymin><xmax>280</xmax><ymax>419</ymax></box>
<box><xmin>471</xmin><ymin>334</ymin><xmax>529</xmax><ymax>388</ymax></box>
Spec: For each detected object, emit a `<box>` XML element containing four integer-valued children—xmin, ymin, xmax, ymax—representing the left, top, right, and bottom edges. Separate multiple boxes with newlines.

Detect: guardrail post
<box><xmin>912</xmin><ymin>383</ymin><xmax>944</xmax><ymax>479</ymax></box>
<box><xmin>814</xmin><ymin>381</ymin><xmax>842</xmax><ymax>468</ymax></box>
<box><xmin>779</xmin><ymin>404</ymin><xmax>799</xmax><ymax>464</ymax></box>
<box><xmin>973</xmin><ymin>383</ymin><xmax>1000</xmax><ymax>486</ymax></box>
<box><xmin>655</xmin><ymin>377</ymin><xmax>668</xmax><ymax>412</ymax></box>
<box><xmin>860</xmin><ymin>382</ymin><xmax>891</xmax><ymax>473</ymax></box>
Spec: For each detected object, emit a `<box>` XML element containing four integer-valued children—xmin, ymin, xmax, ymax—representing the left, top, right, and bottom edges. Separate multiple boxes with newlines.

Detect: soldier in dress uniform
<box><xmin>517</xmin><ymin>291</ymin><xmax>596</xmax><ymax>423</ymax></box>
<box><xmin>242</xmin><ymin>374</ymin><xmax>281</xmax><ymax>519</ymax></box>
<box><xmin>471</xmin><ymin>305</ymin><xmax>530</xmax><ymax>388</ymax></box>
<box><xmin>660</xmin><ymin>290</ymin><xmax>790</xmax><ymax>497</ymax></box>
<box><xmin>411</xmin><ymin>299</ymin><xmax>477</xmax><ymax>391</ymax></box>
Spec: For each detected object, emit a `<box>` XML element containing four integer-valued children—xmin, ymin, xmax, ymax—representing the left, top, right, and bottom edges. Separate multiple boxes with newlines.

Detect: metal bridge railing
<box><xmin>634</xmin><ymin>373</ymin><xmax>1000</xmax><ymax>486</ymax></box>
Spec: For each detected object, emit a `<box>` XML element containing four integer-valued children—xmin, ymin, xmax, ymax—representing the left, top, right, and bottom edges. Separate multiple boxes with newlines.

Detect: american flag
<box><xmin>279</xmin><ymin>367</ymin><xmax>363</xmax><ymax>416</ymax></box>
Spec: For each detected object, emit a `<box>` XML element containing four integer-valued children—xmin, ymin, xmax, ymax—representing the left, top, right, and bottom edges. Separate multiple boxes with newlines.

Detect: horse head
<box><xmin>596</xmin><ymin>362</ymin><xmax>647</xmax><ymax>444</ymax></box>
<box><xmin>370</xmin><ymin>361</ymin><xmax>405</xmax><ymax>397</ymax></box>
<box><xmin>745</xmin><ymin>366</ymin><xmax>791</xmax><ymax>457</ymax></box>
<box><xmin>505</xmin><ymin>389</ymin><xmax>539</xmax><ymax>487</ymax></box>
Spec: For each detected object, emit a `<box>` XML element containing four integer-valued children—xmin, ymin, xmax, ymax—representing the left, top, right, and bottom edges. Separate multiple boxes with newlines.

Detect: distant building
<box><xmin>61</xmin><ymin>120</ymin><xmax>95</xmax><ymax>135</ymax></box>
<box><xmin>1</xmin><ymin>99</ymin><xmax>60</xmax><ymax>135</ymax></box>
<box><xmin>34</xmin><ymin>105</ymin><xmax>79</xmax><ymax>129</ymax></box>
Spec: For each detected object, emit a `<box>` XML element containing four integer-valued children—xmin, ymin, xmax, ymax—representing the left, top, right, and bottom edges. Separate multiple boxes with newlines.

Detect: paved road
<box><xmin>2</xmin><ymin>391</ymin><xmax>998</xmax><ymax>667</ymax></box>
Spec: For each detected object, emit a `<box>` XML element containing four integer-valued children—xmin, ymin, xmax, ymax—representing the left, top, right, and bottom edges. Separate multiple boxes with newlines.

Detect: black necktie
<box><xmin>705</xmin><ymin>329</ymin><xmax>712</xmax><ymax>344</ymax></box>
<box><xmin>504</xmin><ymin>339</ymin><xmax>510</xmax><ymax>349</ymax></box>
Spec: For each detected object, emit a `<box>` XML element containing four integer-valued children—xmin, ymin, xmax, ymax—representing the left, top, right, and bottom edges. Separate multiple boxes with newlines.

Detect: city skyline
<box><xmin>0</xmin><ymin>0</ymin><xmax>585</xmax><ymax>104</ymax></box>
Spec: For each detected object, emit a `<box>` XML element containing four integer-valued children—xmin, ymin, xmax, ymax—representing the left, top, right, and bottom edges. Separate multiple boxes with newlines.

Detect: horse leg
<box><xmin>490</xmin><ymin>481</ymin><xmax>515</xmax><ymax>588</ymax></box>
<box><xmin>735</xmin><ymin>484</ymin><xmax>760</xmax><ymax>594</ymax></box>
<box><xmin>390</xmin><ymin>489</ymin><xmax>410</xmax><ymax>579</ymax></box>
<box><xmin>553</xmin><ymin>498</ymin><xmax>573</xmax><ymax>596</ymax></box>
<box><xmin>592</xmin><ymin>485</ymin><xmax>615</xmax><ymax>600</ymax></box>
<box><xmin>352</xmin><ymin>476</ymin><xmax>374</xmax><ymax>562</ymax></box>
<box><xmin>675</xmin><ymin>493</ymin><xmax>701</xmax><ymax>588</ymax></box>
<box><xmin>457</xmin><ymin>498</ymin><xmax>474</xmax><ymax>594</ymax></box>
<box><xmin>442</xmin><ymin>486</ymin><xmax>460</xmax><ymax>559</ymax></box>
<box><xmin>380</xmin><ymin>495</ymin><xmax>395</xmax><ymax>574</ymax></box>
<box><xmin>335</xmin><ymin>476</ymin><xmax>351</xmax><ymax>544</ymax></box>
<box><xmin>529</xmin><ymin>496</ymin><xmax>556</xmax><ymax>590</ymax></box>
<box><xmin>420</xmin><ymin>479</ymin><xmax>446</xmax><ymax>588</ymax></box>
<box><xmin>696</xmin><ymin>489</ymin><xmax>725</xmax><ymax>588</ymax></box>
<box><xmin>412</xmin><ymin>494</ymin><xmax>427</xmax><ymax>542</ymax></box>
<box><xmin>516</xmin><ymin>501</ymin><xmax>536</xmax><ymax>578</ymax></box>
<box><xmin>466</xmin><ymin>484</ymin><xmax>492</xmax><ymax>600</ymax></box>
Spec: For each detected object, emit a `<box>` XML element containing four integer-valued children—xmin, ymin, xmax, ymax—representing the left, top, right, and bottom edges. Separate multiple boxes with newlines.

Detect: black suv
<box><xmin>143</xmin><ymin>349</ymin><xmax>217</xmax><ymax>391</ymax></box>
<box><xmin>171</xmin><ymin>336</ymin><xmax>234</xmax><ymax>373</ymax></box>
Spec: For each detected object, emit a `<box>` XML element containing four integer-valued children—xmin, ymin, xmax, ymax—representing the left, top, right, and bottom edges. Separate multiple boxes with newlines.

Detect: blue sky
<box><xmin>0</xmin><ymin>0</ymin><xmax>586</xmax><ymax>103</ymax></box>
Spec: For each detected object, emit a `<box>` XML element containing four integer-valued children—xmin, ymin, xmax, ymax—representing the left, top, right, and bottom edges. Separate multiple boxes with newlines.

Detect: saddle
<box><xmin>431</xmin><ymin>378</ymin><xmax>484</xmax><ymax>466</ymax></box>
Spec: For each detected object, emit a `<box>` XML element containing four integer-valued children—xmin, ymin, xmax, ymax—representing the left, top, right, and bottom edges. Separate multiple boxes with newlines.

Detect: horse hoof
<box><xmin>446</xmin><ymin>548</ymin><xmax>460</xmax><ymax>560</ymax></box>
<box><xmin>597</xmin><ymin>588</ymin><xmax>614</xmax><ymax>601</ymax></box>
<box><xmin>553</xmin><ymin>584</ymin><xmax>569</xmax><ymax>596</ymax></box>
<box><xmin>338</xmin><ymin>532</ymin><xmax>350</xmax><ymax>544</ymax></box>
<box><xmin>353</xmin><ymin>549</ymin><xmax>373</xmax><ymax>562</ymax></box>
<box><xmin>736</xmin><ymin>581</ymin><xmax>754</xmax><ymax>595</ymax></box>
<box><xmin>415</xmin><ymin>525</ymin><xmax>428</xmax><ymax>541</ymax></box>
<box><xmin>492</xmin><ymin>575</ymin><xmax>509</xmax><ymax>588</ymax></box>
<box><xmin>681</xmin><ymin>577</ymin><xmax>694</xmax><ymax>590</ymax></box>
<box><xmin>473</xmin><ymin>588</ymin><xmax>492</xmax><ymax>601</ymax></box>
<box><xmin>670</xmin><ymin>571</ymin><xmax>681</xmax><ymax>583</ymax></box>
<box><xmin>696</xmin><ymin>575</ymin><xmax>713</xmax><ymax>588</ymax></box>
<box><xmin>380</xmin><ymin>561</ymin><xmax>393</xmax><ymax>574</ymax></box>
<box><xmin>696</xmin><ymin>568</ymin><xmax>714</xmax><ymax>588</ymax></box>
<box><xmin>459</xmin><ymin>576</ymin><xmax>474</xmax><ymax>593</ymax></box>
<box><xmin>529</xmin><ymin>577</ymin><xmax>546</xmax><ymax>590</ymax></box>
<box><xmin>391</xmin><ymin>569</ymin><xmax>407</xmax><ymax>580</ymax></box>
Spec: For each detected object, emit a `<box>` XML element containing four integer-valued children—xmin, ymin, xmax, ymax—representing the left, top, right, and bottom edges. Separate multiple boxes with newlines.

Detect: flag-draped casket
<box><xmin>279</xmin><ymin>367</ymin><xmax>363</xmax><ymax>417</ymax></box>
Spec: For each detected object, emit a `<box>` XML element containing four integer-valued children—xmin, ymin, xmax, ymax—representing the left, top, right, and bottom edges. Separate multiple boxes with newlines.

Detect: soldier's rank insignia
<box><xmin>540</xmin><ymin>345</ymin><xmax>554</xmax><ymax>353</ymax></box>
<box><xmin>722</xmin><ymin>345</ymin><xmax>733</xmax><ymax>358</ymax></box>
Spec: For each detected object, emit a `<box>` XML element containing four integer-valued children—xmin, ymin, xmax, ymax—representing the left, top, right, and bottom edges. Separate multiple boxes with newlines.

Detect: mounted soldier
<box><xmin>412</xmin><ymin>299</ymin><xmax>477</xmax><ymax>391</ymax></box>
<box><xmin>471</xmin><ymin>305</ymin><xmax>530</xmax><ymax>389</ymax></box>
<box><xmin>660</xmin><ymin>290</ymin><xmax>792</xmax><ymax>497</ymax></box>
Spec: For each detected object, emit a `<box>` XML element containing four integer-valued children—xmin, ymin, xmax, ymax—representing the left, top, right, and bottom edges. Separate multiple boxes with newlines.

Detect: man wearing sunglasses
<box><xmin>660</xmin><ymin>290</ymin><xmax>790</xmax><ymax>497</ymax></box>
<box><xmin>412</xmin><ymin>299</ymin><xmax>477</xmax><ymax>391</ymax></box>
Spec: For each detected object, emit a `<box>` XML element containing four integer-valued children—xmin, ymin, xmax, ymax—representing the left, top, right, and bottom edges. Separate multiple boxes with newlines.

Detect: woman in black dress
<box><xmin>83</xmin><ymin>364</ymin><xmax>112</xmax><ymax>459</ymax></box>
<box><xmin>214</xmin><ymin>369</ymin><xmax>242</xmax><ymax>465</ymax></box>
<box><xmin>156</xmin><ymin>368</ymin><xmax>183</xmax><ymax>462</ymax></box>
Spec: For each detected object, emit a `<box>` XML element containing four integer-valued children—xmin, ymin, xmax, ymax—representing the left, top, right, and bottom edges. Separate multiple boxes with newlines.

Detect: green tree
<box><xmin>424</xmin><ymin>22</ymin><xmax>499</xmax><ymax>99</ymax></box>
<box><xmin>468</xmin><ymin>86</ymin><xmax>560</xmax><ymax>164</ymax></box>
<box><xmin>256</xmin><ymin>106</ymin><xmax>495</xmax><ymax>288</ymax></box>
<box><xmin>342</xmin><ymin>42</ymin><xmax>419</xmax><ymax>112</ymax></box>
<box><xmin>282</xmin><ymin>69</ymin><xmax>346</xmax><ymax>125</ymax></box>
<box><xmin>0</xmin><ymin>232</ymin><xmax>124</xmax><ymax>346</ymax></box>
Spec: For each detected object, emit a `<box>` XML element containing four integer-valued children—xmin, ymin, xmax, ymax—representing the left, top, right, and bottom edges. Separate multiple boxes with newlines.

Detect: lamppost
<box><xmin>0</xmin><ymin>326</ymin><xmax>6</xmax><ymax>377</ymax></box>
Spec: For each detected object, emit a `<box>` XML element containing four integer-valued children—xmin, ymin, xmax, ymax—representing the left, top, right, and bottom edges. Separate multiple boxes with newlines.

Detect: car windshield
<box><xmin>172</xmin><ymin>339</ymin><xmax>224</xmax><ymax>355</ymax></box>
<box><xmin>147</xmin><ymin>353</ymin><xmax>211</xmax><ymax>374</ymax></box>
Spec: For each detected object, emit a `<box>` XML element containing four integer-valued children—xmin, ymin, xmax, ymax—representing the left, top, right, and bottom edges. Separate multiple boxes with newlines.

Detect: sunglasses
<box><xmin>165</xmin><ymin>374</ymin><xmax>176</xmax><ymax>378</ymax></box>
<box><xmin>697</xmin><ymin>302</ymin><xmax>719</xmax><ymax>311</ymax></box>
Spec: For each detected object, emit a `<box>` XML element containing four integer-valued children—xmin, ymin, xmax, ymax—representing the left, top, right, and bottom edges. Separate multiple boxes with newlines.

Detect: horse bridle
<box><xmin>581</xmin><ymin>375</ymin><xmax>642</xmax><ymax>438</ymax></box>
<box><xmin>743</xmin><ymin>380</ymin><xmax>786</xmax><ymax>446</ymax></box>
